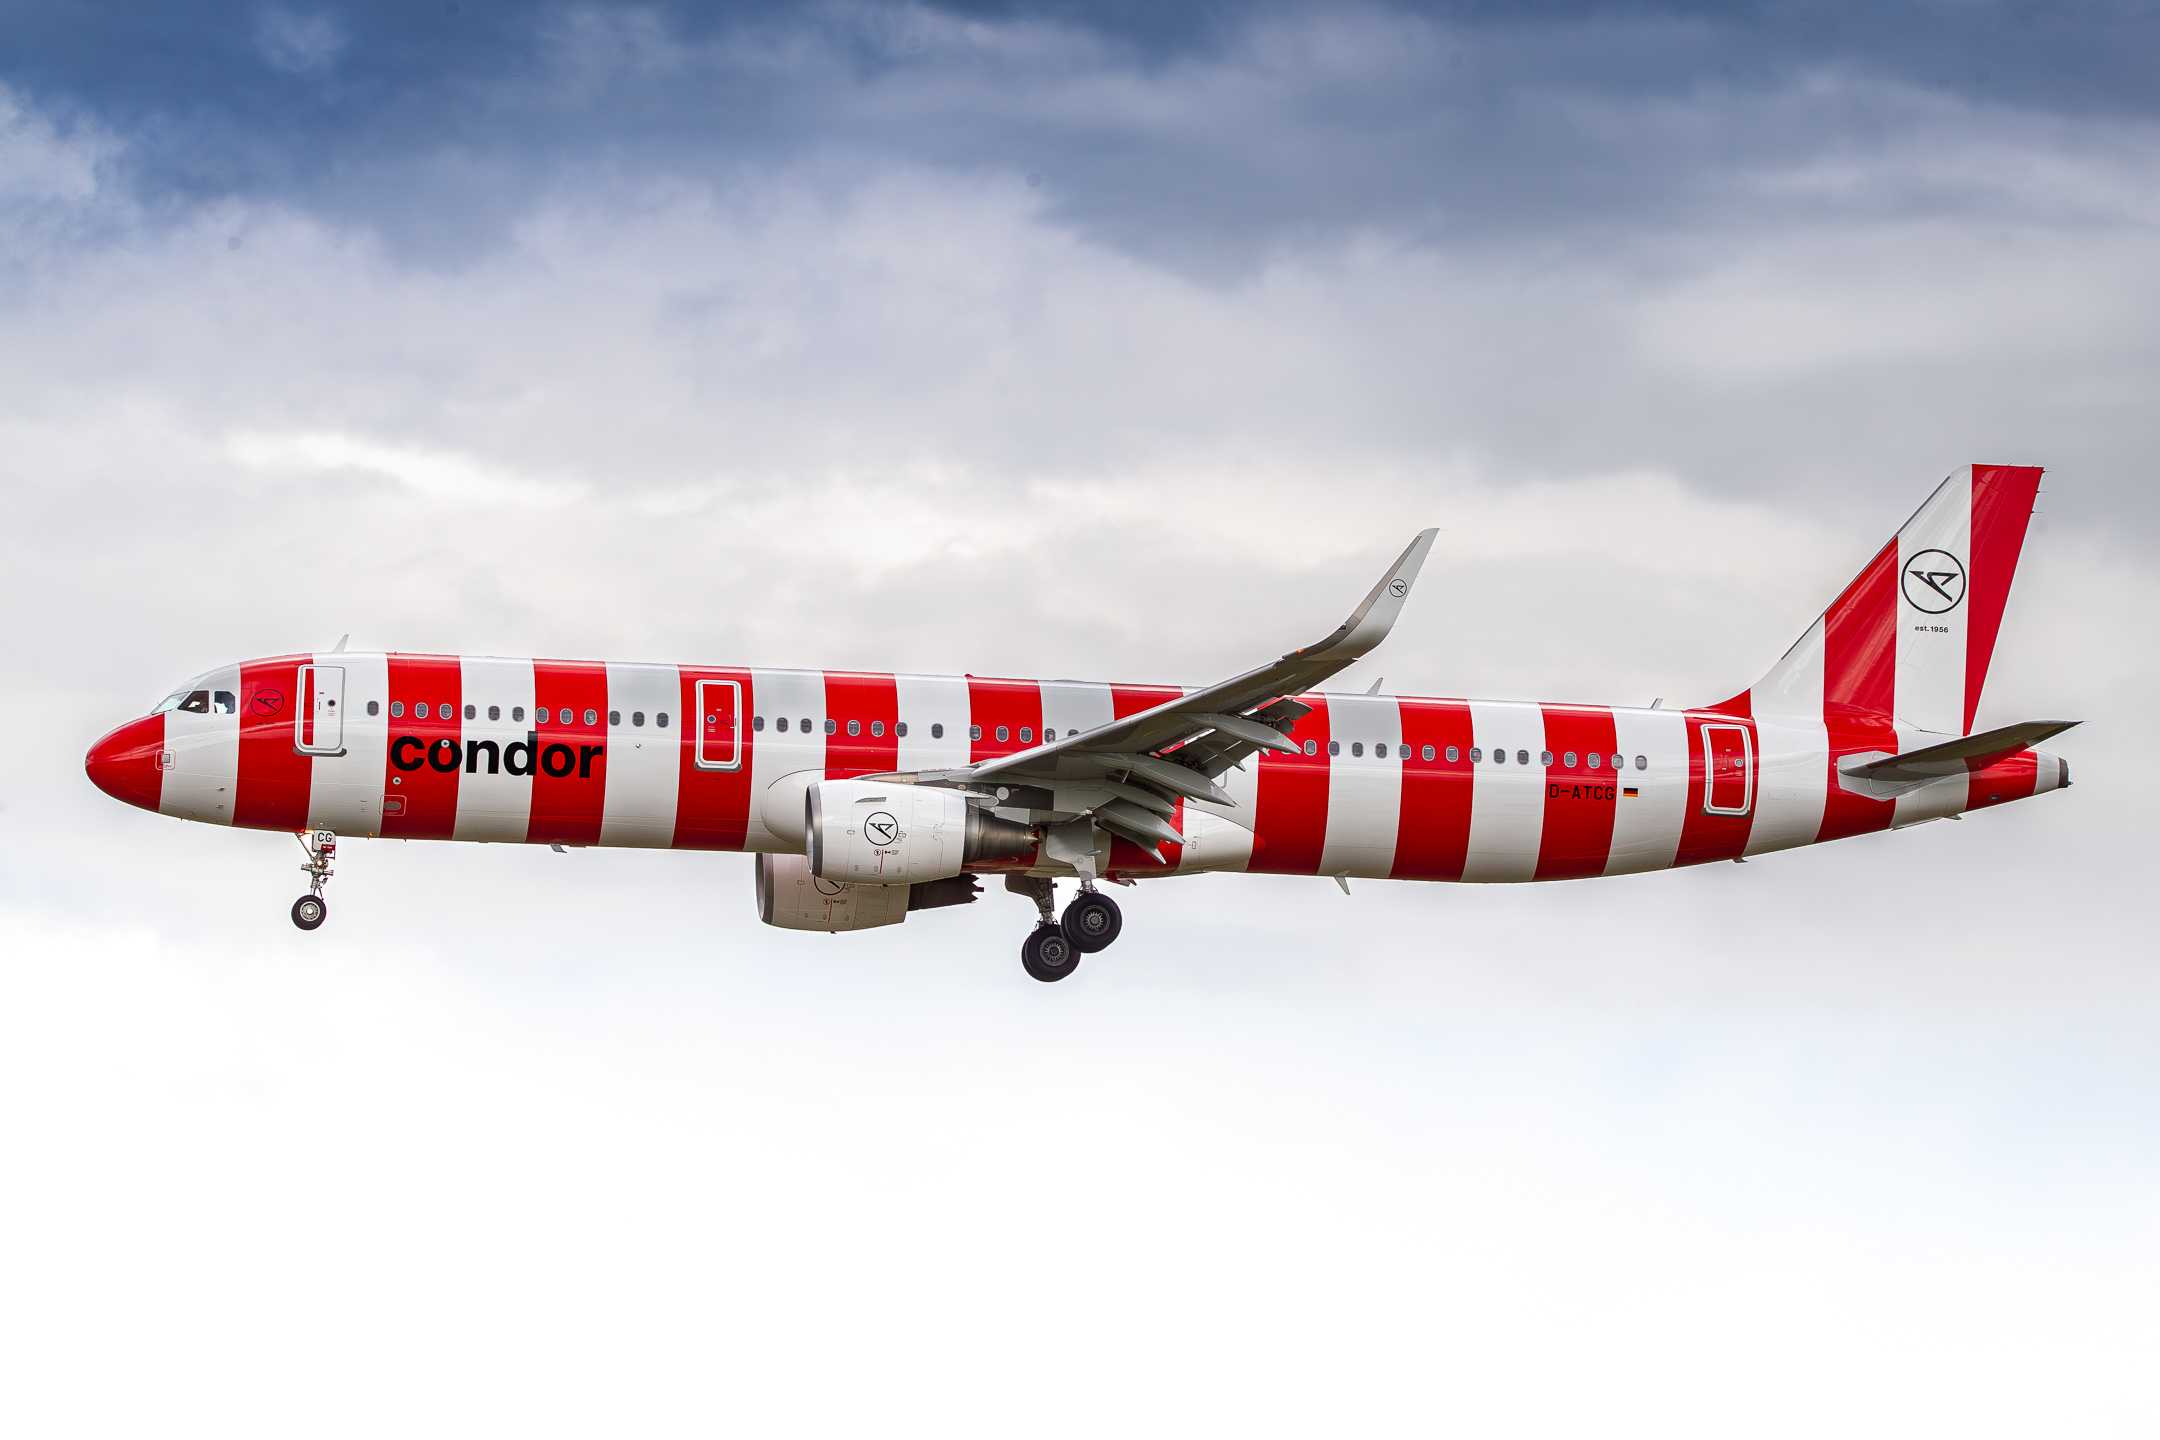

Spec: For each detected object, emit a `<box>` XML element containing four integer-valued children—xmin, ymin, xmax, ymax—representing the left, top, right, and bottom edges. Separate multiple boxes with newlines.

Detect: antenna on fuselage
<box><xmin>332</xmin><ymin>634</ymin><xmax>349</xmax><ymax>652</ymax></box>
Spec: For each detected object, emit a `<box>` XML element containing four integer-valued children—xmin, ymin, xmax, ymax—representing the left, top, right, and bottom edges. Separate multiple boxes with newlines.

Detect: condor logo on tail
<box><xmin>1902</xmin><ymin>548</ymin><xmax>1966</xmax><ymax>613</ymax></box>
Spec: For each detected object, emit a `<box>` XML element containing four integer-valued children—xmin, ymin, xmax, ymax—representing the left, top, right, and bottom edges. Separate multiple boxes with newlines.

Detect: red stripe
<box><xmin>1964</xmin><ymin>465</ymin><xmax>2044</xmax><ymax>734</ymax></box>
<box><xmin>1534</xmin><ymin>705</ymin><xmax>1621</xmax><ymax>880</ymax></box>
<box><xmin>1673</xmin><ymin>712</ymin><xmax>1757</xmax><ymax>866</ymax></box>
<box><xmin>966</xmin><ymin>677</ymin><xmax>1044</xmax><ymax>763</ymax></box>
<box><xmin>823</xmin><ymin>672</ymin><xmax>900</xmax><ymax>778</ymax></box>
<box><xmin>1390</xmin><ymin>697</ymin><xmax>1475</xmax><ymax>881</ymax></box>
<box><xmin>233</xmin><ymin>655</ymin><xmax>313</xmax><ymax>832</ymax></box>
<box><xmin>85</xmin><ymin>714</ymin><xmax>165</xmax><ymax>812</ymax></box>
<box><xmin>1248</xmin><ymin>693</ymin><xmax>1330</xmax><ymax>875</ymax></box>
<box><xmin>673</xmin><ymin>667</ymin><xmax>755</xmax><ymax>850</ymax></box>
<box><xmin>1814</xmin><ymin>712</ymin><xmax>1898</xmax><ymax>844</ymax></box>
<box><xmin>1964</xmin><ymin>749</ymin><xmax>2038</xmax><ymax>812</ymax></box>
<box><xmin>1110</xmin><ymin>684</ymin><xmax>1181</xmax><ymax>720</ymax></box>
<box><xmin>1823</xmin><ymin>539</ymin><xmax>1898</xmax><ymax>717</ymax></box>
<box><xmin>381</xmin><ymin>655</ymin><xmax>463</xmax><ymax>841</ymax></box>
<box><xmin>528</xmin><ymin>660</ymin><xmax>609</xmax><ymax>847</ymax></box>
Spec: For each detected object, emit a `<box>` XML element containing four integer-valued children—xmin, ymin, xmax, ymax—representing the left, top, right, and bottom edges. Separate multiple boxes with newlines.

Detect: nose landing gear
<box><xmin>292</xmin><ymin>830</ymin><xmax>336</xmax><ymax>931</ymax></box>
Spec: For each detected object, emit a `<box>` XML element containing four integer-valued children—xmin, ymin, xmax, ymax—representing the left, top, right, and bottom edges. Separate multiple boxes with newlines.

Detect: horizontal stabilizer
<box><xmin>1837</xmin><ymin>719</ymin><xmax>2078</xmax><ymax>798</ymax></box>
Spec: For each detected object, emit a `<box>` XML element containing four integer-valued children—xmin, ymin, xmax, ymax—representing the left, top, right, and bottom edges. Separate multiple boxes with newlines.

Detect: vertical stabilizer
<box><xmin>1721</xmin><ymin>465</ymin><xmax>2043</xmax><ymax>735</ymax></box>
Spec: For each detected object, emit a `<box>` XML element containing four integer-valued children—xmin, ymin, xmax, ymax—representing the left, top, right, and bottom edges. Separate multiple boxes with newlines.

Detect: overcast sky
<box><xmin>3</xmin><ymin>4</ymin><xmax>2157</xmax><ymax>1435</ymax></box>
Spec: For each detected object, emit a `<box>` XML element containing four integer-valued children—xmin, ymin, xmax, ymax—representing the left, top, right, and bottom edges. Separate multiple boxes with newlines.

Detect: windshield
<box><xmin>151</xmin><ymin>673</ymin><xmax>233</xmax><ymax>716</ymax></box>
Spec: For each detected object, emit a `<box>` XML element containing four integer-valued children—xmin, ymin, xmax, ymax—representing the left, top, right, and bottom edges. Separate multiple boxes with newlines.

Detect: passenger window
<box><xmin>1376</xmin><ymin>743</ymin><xmax>1388</xmax><ymax>758</ymax></box>
<box><xmin>1302</xmin><ymin>739</ymin><xmax>1317</xmax><ymax>756</ymax></box>
<box><xmin>1020</xmin><ymin>727</ymin><xmax>1033</xmax><ymax>743</ymax></box>
<box><xmin>822</xmin><ymin>719</ymin><xmax>836</xmax><ymax>735</ymax></box>
<box><xmin>390</xmin><ymin>701</ymin><xmax>404</xmax><ymax>718</ymax></box>
<box><xmin>656</xmin><ymin>713</ymin><xmax>669</xmax><ymax>728</ymax></box>
<box><xmin>488</xmin><ymin>705</ymin><xmax>500</xmax><ymax>722</ymax></box>
<box><xmin>871</xmin><ymin>721</ymin><xmax>884</xmax><ymax>738</ymax></box>
<box><xmin>752</xmin><ymin>715</ymin><xmax>764</xmax><ymax>732</ymax></box>
<box><xmin>1422</xmin><ymin>744</ymin><xmax>1435</xmax><ymax>761</ymax></box>
<box><xmin>896</xmin><ymin>722</ymin><xmax>909</xmax><ymax>738</ymax></box>
<box><xmin>609</xmin><ymin>710</ymin><xmax>620</xmax><ymax>726</ymax></box>
<box><xmin>212</xmin><ymin>691</ymin><xmax>237</xmax><ymax>714</ymax></box>
<box><xmin>1443</xmin><ymin>745</ymin><xmax>1457</xmax><ymax>762</ymax></box>
<box><xmin>969</xmin><ymin>725</ymin><xmax>982</xmax><ymax>740</ymax></box>
<box><xmin>512</xmin><ymin>706</ymin><xmax>525</xmax><ymax>722</ymax></box>
<box><xmin>634</xmin><ymin>712</ymin><xmax>646</xmax><ymax>728</ymax></box>
<box><xmin>776</xmin><ymin>716</ymin><xmax>789</xmax><ymax>732</ymax></box>
<box><xmin>583</xmin><ymin>709</ymin><xmax>598</xmax><ymax>726</ymax></box>
<box><xmin>466</xmin><ymin>704</ymin><xmax>478</xmax><ymax>721</ymax></box>
<box><xmin>995</xmin><ymin>726</ymin><xmax>1009</xmax><ymax>742</ymax></box>
<box><xmin>1634</xmin><ymin>754</ymin><xmax>1645</xmax><ymax>770</ymax></box>
<box><xmin>846</xmin><ymin>719</ymin><xmax>861</xmax><ymax>736</ymax></box>
<box><xmin>929</xmin><ymin>723</ymin><xmax>942</xmax><ymax>739</ymax></box>
<box><xmin>415</xmin><ymin>702</ymin><xmax>431</xmax><ymax>720</ymax></box>
<box><xmin>1328</xmin><ymin>740</ymin><xmax>1341</xmax><ymax>756</ymax></box>
<box><xmin>367</xmin><ymin>700</ymin><xmax>380</xmax><ymax>717</ymax></box>
<box><xmin>1564</xmin><ymin>751</ymin><xmax>1576</xmax><ymax>767</ymax></box>
<box><xmin>1351</xmin><ymin>742</ymin><xmax>1364</xmax><ymax>757</ymax></box>
<box><xmin>1540</xmin><ymin>750</ymin><xmax>1554</xmax><ymax>766</ymax></box>
<box><xmin>1493</xmin><ymin>747</ymin><xmax>1505</xmax><ymax>764</ymax></box>
<box><xmin>1588</xmin><ymin>752</ymin><xmax>1601</xmax><ymax>769</ymax></box>
<box><xmin>1469</xmin><ymin>747</ymin><xmax>1482</xmax><ymax>762</ymax></box>
<box><xmin>1517</xmin><ymin>750</ymin><xmax>1530</xmax><ymax>766</ymax></box>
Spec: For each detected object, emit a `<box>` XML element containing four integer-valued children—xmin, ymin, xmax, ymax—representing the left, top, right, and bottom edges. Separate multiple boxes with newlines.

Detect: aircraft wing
<box><xmin>950</xmin><ymin>529</ymin><xmax>1438</xmax><ymax>845</ymax></box>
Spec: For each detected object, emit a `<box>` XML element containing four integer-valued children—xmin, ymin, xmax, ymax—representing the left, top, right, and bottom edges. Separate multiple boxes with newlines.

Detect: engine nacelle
<box><xmin>807</xmin><ymin>779</ymin><xmax>1035</xmax><ymax>885</ymax></box>
<box><xmin>756</xmin><ymin>853</ymin><xmax>912</xmax><ymax>932</ymax></box>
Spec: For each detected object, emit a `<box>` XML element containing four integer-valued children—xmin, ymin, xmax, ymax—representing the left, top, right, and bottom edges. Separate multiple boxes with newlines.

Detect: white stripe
<box><xmin>744</xmin><ymin>668</ymin><xmax>829</xmax><ymax>851</ymax></box>
<box><xmin>159</xmin><ymin>663</ymin><xmax>241</xmax><ymax>827</ymax></box>
<box><xmin>599</xmin><ymin>661</ymin><xmax>681</xmax><ymax>848</ymax></box>
<box><xmin>1318</xmin><ymin>694</ymin><xmax>1403</xmax><ymax>879</ymax></box>
<box><xmin>1462</xmin><ymin>700</ymin><xmax>1545</xmax><ymax>882</ymax></box>
<box><xmin>1744</xmin><ymin>617</ymin><xmax>1829</xmax><ymax>856</ymax></box>
<box><xmin>893</xmin><ymin>673</ymin><xmax>973</xmax><ymax>772</ymax></box>
<box><xmin>1039</xmin><ymin>680</ymin><xmax>1115</xmax><ymax>747</ymax></box>
<box><xmin>1604</xmin><ymin>706</ymin><xmax>1689</xmax><ymax>875</ymax></box>
<box><xmin>1895</xmin><ymin>469</ymin><xmax>1973</xmax><ymax>735</ymax></box>
<box><xmin>308</xmin><ymin>651</ymin><xmax>390</xmax><ymax>834</ymax></box>
<box><xmin>453</xmin><ymin>656</ymin><xmax>536</xmax><ymax>843</ymax></box>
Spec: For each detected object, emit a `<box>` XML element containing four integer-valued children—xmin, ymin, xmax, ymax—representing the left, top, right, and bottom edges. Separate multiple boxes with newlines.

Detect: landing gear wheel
<box><xmin>1061</xmin><ymin>891</ymin><xmax>1122</xmax><ymax>953</ymax></box>
<box><xmin>1021</xmin><ymin>924</ymin><xmax>1079</xmax><ymax>983</ymax></box>
<box><xmin>291</xmin><ymin>895</ymin><xmax>327</xmax><ymax>931</ymax></box>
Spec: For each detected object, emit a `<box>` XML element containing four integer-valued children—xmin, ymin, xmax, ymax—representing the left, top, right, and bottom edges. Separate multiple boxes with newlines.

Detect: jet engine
<box><xmin>806</xmin><ymin>778</ymin><xmax>1036</xmax><ymax>885</ymax></box>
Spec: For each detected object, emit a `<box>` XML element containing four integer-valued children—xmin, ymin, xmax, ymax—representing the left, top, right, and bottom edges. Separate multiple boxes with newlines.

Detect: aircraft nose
<box><xmin>85</xmin><ymin>716</ymin><xmax>165</xmax><ymax>811</ymax></box>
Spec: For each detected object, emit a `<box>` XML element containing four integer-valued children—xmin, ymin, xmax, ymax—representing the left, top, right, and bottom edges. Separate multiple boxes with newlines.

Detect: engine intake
<box><xmin>807</xmin><ymin>779</ymin><xmax>1035</xmax><ymax>885</ymax></box>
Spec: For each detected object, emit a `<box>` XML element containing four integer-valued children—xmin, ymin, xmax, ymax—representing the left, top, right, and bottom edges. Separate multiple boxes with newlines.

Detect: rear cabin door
<box><xmin>1701</xmin><ymin>723</ymin><xmax>1753</xmax><ymax>815</ymax></box>
<box><xmin>296</xmin><ymin>665</ymin><xmax>345</xmax><ymax>755</ymax></box>
<box><xmin>696</xmin><ymin>680</ymin><xmax>743</xmax><ymax>771</ymax></box>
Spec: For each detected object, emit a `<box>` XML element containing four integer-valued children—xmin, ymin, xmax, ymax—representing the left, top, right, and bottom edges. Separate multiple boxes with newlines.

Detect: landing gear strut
<box><xmin>292</xmin><ymin>830</ymin><xmax>335</xmax><ymax>931</ymax></box>
<box><xmin>1007</xmin><ymin>874</ymin><xmax>1079</xmax><ymax>983</ymax></box>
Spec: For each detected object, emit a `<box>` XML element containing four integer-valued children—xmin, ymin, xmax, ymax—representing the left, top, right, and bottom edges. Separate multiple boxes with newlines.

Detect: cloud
<box><xmin>253</xmin><ymin>7</ymin><xmax>347</xmax><ymax>75</ymax></box>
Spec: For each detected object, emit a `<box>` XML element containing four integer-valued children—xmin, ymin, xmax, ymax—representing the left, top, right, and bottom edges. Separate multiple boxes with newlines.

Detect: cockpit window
<box><xmin>212</xmin><ymin>691</ymin><xmax>237</xmax><ymax>714</ymax></box>
<box><xmin>174</xmin><ymin>690</ymin><xmax>211</xmax><ymax>714</ymax></box>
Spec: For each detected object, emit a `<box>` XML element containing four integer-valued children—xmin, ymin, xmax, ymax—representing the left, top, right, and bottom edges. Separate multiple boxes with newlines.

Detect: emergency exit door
<box><xmin>1701</xmin><ymin>724</ymin><xmax>1753</xmax><ymax>816</ymax></box>
<box><xmin>695</xmin><ymin>679</ymin><xmax>743</xmax><ymax>771</ymax></box>
<box><xmin>296</xmin><ymin>665</ymin><xmax>345</xmax><ymax>755</ymax></box>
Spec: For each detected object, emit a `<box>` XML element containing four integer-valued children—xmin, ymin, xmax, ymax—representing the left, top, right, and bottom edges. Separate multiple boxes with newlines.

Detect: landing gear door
<box><xmin>296</xmin><ymin>665</ymin><xmax>346</xmax><ymax>755</ymax></box>
<box><xmin>695</xmin><ymin>679</ymin><xmax>742</xmax><ymax>771</ymax></box>
<box><xmin>1701</xmin><ymin>723</ymin><xmax>1753</xmax><ymax>816</ymax></box>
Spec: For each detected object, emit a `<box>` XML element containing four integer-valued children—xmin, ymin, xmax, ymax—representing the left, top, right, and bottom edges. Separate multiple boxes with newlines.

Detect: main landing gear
<box><xmin>1007</xmin><ymin>875</ymin><xmax>1124</xmax><ymax>983</ymax></box>
<box><xmin>292</xmin><ymin>829</ymin><xmax>336</xmax><ymax>931</ymax></box>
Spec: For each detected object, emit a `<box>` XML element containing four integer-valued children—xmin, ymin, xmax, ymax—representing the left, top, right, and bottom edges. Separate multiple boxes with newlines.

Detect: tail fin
<box><xmin>1728</xmin><ymin>464</ymin><xmax>2043</xmax><ymax>735</ymax></box>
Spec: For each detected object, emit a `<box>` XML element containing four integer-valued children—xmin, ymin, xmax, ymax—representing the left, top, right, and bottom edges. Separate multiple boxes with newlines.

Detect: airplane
<box><xmin>85</xmin><ymin>464</ymin><xmax>2072</xmax><ymax>981</ymax></box>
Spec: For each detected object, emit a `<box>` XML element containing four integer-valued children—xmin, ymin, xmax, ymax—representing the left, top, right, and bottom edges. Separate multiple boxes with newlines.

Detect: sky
<box><xmin>3</xmin><ymin>3</ymin><xmax>2158</xmax><ymax>1435</ymax></box>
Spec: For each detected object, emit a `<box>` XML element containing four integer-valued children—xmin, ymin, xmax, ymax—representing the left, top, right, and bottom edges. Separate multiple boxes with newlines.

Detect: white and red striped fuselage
<box><xmin>85</xmin><ymin>654</ymin><xmax>2067</xmax><ymax>884</ymax></box>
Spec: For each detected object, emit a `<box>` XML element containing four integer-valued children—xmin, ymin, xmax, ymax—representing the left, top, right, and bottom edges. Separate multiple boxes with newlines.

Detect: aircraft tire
<box><xmin>1061</xmin><ymin>891</ymin><xmax>1122</xmax><ymax>953</ymax></box>
<box><xmin>1021</xmin><ymin>924</ymin><xmax>1078</xmax><ymax>983</ymax></box>
<box><xmin>291</xmin><ymin>895</ymin><xmax>327</xmax><ymax>931</ymax></box>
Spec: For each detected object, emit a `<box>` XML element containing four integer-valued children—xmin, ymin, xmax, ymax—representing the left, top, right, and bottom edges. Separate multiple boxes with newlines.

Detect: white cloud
<box><xmin>254</xmin><ymin>8</ymin><xmax>347</xmax><ymax>76</ymax></box>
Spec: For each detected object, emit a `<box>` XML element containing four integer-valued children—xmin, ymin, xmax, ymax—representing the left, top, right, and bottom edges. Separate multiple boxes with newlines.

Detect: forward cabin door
<box><xmin>296</xmin><ymin>665</ymin><xmax>345</xmax><ymax>755</ymax></box>
<box><xmin>696</xmin><ymin>680</ymin><xmax>743</xmax><ymax>771</ymax></box>
<box><xmin>1702</xmin><ymin>723</ymin><xmax>1752</xmax><ymax>815</ymax></box>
